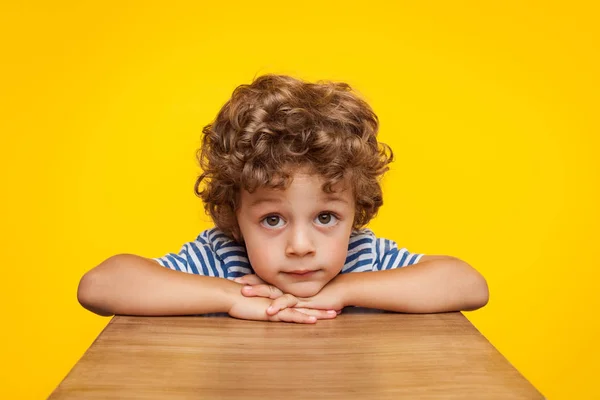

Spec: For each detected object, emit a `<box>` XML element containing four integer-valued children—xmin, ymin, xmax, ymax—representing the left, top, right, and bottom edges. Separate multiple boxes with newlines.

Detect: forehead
<box><xmin>242</xmin><ymin>172</ymin><xmax>353</xmax><ymax>204</ymax></box>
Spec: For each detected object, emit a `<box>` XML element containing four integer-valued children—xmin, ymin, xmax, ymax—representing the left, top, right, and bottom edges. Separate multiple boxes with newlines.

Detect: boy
<box><xmin>78</xmin><ymin>74</ymin><xmax>489</xmax><ymax>323</ymax></box>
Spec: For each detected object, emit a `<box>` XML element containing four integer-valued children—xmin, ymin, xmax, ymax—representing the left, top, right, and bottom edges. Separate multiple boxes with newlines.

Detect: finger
<box><xmin>273</xmin><ymin>308</ymin><xmax>317</xmax><ymax>324</ymax></box>
<box><xmin>267</xmin><ymin>294</ymin><xmax>299</xmax><ymax>315</ymax></box>
<box><xmin>242</xmin><ymin>284</ymin><xmax>284</xmax><ymax>299</ymax></box>
<box><xmin>233</xmin><ymin>274</ymin><xmax>265</xmax><ymax>285</ymax></box>
<box><xmin>294</xmin><ymin>308</ymin><xmax>338</xmax><ymax>319</ymax></box>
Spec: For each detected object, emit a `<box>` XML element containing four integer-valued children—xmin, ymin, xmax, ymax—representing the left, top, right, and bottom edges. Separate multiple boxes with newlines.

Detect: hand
<box><xmin>236</xmin><ymin>274</ymin><xmax>345</xmax><ymax>315</ymax></box>
<box><xmin>235</xmin><ymin>274</ymin><xmax>286</xmax><ymax>300</ymax></box>
<box><xmin>228</xmin><ymin>291</ymin><xmax>337</xmax><ymax>323</ymax></box>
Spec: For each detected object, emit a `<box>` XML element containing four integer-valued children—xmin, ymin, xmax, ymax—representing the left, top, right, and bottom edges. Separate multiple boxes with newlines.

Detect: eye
<box><xmin>315</xmin><ymin>212</ymin><xmax>338</xmax><ymax>226</ymax></box>
<box><xmin>261</xmin><ymin>215</ymin><xmax>285</xmax><ymax>228</ymax></box>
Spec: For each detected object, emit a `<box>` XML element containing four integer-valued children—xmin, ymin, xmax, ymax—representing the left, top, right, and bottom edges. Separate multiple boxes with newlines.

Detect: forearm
<box><xmin>340</xmin><ymin>258</ymin><xmax>489</xmax><ymax>313</ymax></box>
<box><xmin>77</xmin><ymin>254</ymin><xmax>241</xmax><ymax>316</ymax></box>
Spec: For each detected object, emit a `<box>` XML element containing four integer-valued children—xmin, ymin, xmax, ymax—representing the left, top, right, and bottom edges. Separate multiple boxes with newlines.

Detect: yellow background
<box><xmin>1</xmin><ymin>1</ymin><xmax>598</xmax><ymax>398</ymax></box>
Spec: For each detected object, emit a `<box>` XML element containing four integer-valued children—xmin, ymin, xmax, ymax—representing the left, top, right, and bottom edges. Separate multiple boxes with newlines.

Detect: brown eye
<box><xmin>264</xmin><ymin>216</ymin><xmax>281</xmax><ymax>227</ymax></box>
<box><xmin>317</xmin><ymin>213</ymin><xmax>332</xmax><ymax>225</ymax></box>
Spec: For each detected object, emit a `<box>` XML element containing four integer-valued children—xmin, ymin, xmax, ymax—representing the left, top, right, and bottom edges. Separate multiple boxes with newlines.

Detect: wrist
<box><xmin>331</xmin><ymin>273</ymin><xmax>355</xmax><ymax>308</ymax></box>
<box><xmin>218</xmin><ymin>279</ymin><xmax>244</xmax><ymax>313</ymax></box>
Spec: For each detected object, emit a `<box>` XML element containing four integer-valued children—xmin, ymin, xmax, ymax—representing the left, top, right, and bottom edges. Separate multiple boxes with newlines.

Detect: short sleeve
<box><xmin>152</xmin><ymin>228</ymin><xmax>253</xmax><ymax>279</ymax></box>
<box><xmin>152</xmin><ymin>229</ymin><xmax>227</xmax><ymax>277</ymax></box>
<box><xmin>373</xmin><ymin>237</ymin><xmax>424</xmax><ymax>271</ymax></box>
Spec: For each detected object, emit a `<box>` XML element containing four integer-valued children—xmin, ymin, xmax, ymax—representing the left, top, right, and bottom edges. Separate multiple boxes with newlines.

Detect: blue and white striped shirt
<box><xmin>153</xmin><ymin>227</ymin><xmax>424</xmax><ymax>279</ymax></box>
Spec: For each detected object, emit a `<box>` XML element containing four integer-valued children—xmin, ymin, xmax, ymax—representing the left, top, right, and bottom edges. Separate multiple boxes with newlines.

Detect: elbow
<box><xmin>468</xmin><ymin>276</ymin><xmax>489</xmax><ymax>311</ymax></box>
<box><xmin>78</xmin><ymin>256</ymin><xmax>121</xmax><ymax>317</ymax></box>
<box><xmin>77</xmin><ymin>270</ymin><xmax>101</xmax><ymax>313</ymax></box>
<box><xmin>441</xmin><ymin>258</ymin><xmax>488</xmax><ymax>311</ymax></box>
<box><xmin>462</xmin><ymin>264</ymin><xmax>489</xmax><ymax>311</ymax></box>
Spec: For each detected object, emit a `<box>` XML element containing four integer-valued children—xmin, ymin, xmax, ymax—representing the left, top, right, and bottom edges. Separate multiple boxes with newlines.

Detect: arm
<box><xmin>78</xmin><ymin>254</ymin><xmax>336</xmax><ymax>322</ymax></box>
<box><xmin>77</xmin><ymin>254</ymin><xmax>240</xmax><ymax>316</ymax></box>
<box><xmin>329</xmin><ymin>256</ymin><xmax>489</xmax><ymax>313</ymax></box>
<box><xmin>240</xmin><ymin>256</ymin><xmax>489</xmax><ymax>314</ymax></box>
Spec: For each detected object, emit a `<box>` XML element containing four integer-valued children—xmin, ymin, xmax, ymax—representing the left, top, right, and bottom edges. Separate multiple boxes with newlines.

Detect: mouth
<box><xmin>285</xmin><ymin>270</ymin><xmax>319</xmax><ymax>277</ymax></box>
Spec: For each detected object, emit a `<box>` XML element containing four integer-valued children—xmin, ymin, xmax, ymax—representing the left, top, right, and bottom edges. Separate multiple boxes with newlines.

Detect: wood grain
<box><xmin>50</xmin><ymin>310</ymin><xmax>543</xmax><ymax>399</ymax></box>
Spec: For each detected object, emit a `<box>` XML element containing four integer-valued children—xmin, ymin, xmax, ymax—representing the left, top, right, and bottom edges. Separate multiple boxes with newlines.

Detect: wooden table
<box><xmin>50</xmin><ymin>309</ymin><xmax>543</xmax><ymax>399</ymax></box>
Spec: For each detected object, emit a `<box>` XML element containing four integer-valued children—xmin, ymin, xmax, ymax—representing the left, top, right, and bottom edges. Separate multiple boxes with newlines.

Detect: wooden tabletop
<box><xmin>50</xmin><ymin>309</ymin><xmax>543</xmax><ymax>399</ymax></box>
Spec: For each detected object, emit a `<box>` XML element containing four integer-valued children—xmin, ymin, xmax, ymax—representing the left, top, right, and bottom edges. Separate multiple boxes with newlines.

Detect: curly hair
<box><xmin>194</xmin><ymin>74</ymin><xmax>393</xmax><ymax>241</ymax></box>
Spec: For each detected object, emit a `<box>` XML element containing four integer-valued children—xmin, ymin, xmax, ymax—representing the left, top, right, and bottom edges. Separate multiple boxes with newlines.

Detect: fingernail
<box><xmin>308</xmin><ymin>316</ymin><xmax>317</xmax><ymax>322</ymax></box>
<box><xmin>327</xmin><ymin>310</ymin><xmax>337</xmax><ymax>314</ymax></box>
<box><xmin>243</xmin><ymin>285</ymin><xmax>252</xmax><ymax>291</ymax></box>
<box><xmin>267</xmin><ymin>306</ymin><xmax>275</xmax><ymax>312</ymax></box>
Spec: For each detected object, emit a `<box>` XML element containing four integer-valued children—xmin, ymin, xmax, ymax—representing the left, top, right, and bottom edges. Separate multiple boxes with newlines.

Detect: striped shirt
<box><xmin>153</xmin><ymin>228</ymin><xmax>424</xmax><ymax>278</ymax></box>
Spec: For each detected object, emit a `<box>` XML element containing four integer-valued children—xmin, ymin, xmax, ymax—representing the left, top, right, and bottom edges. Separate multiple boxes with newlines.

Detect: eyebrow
<box><xmin>248</xmin><ymin>195</ymin><xmax>349</xmax><ymax>208</ymax></box>
<box><xmin>322</xmin><ymin>194</ymin><xmax>350</xmax><ymax>205</ymax></box>
<box><xmin>248</xmin><ymin>197</ymin><xmax>283</xmax><ymax>207</ymax></box>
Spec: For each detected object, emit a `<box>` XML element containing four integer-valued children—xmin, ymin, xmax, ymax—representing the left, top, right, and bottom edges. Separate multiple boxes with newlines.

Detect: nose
<box><xmin>285</xmin><ymin>224</ymin><xmax>316</xmax><ymax>257</ymax></box>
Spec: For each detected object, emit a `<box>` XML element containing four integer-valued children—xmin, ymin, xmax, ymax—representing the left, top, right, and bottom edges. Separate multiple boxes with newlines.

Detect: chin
<box><xmin>284</xmin><ymin>282</ymin><xmax>323</xmax><ymax>298</ymax></box>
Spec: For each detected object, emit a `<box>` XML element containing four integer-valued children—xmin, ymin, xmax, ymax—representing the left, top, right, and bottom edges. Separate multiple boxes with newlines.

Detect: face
<box><xmin>236</xmin><ymin>172</ymin><xmax>356</xmax><ymax>297</ymax></box>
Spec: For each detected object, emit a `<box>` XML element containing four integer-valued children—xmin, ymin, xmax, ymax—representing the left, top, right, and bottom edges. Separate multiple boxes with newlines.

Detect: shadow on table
<box><xmin>196</xmin><ymin>307</ymin><xmax>386</xmax><ymax>318</ymax></box>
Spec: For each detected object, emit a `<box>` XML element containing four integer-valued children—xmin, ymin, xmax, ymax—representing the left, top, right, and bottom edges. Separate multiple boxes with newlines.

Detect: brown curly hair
<box><xmin>194</xmin><ymin>74</ymin><xmax>393</xmax><ymax>241</ymax></box>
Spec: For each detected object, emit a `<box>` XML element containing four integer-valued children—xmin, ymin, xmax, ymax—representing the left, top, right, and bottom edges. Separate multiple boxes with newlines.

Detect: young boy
<box><xmin>78</xmin><ymin>74</ymin><xmax>489</xmax><ymax>323</ymax></box>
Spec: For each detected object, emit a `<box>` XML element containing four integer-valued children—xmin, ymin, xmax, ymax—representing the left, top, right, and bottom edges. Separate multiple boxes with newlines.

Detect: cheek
<box><xmin>323</xmin><ymin>236</ymin><xmax>351</xmax><ymax>267</ymax></box>
<box><xmin>245</xmin><ymin>239</ymin><xmax>277</xmax><ymax>274</ymax></box>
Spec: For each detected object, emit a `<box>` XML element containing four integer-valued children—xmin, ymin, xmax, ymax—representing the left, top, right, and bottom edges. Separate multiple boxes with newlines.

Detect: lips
<box><xmin>286</xmin><ymin>270</ymin><xmax>318</xmax><ymax>276</ymax></box>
